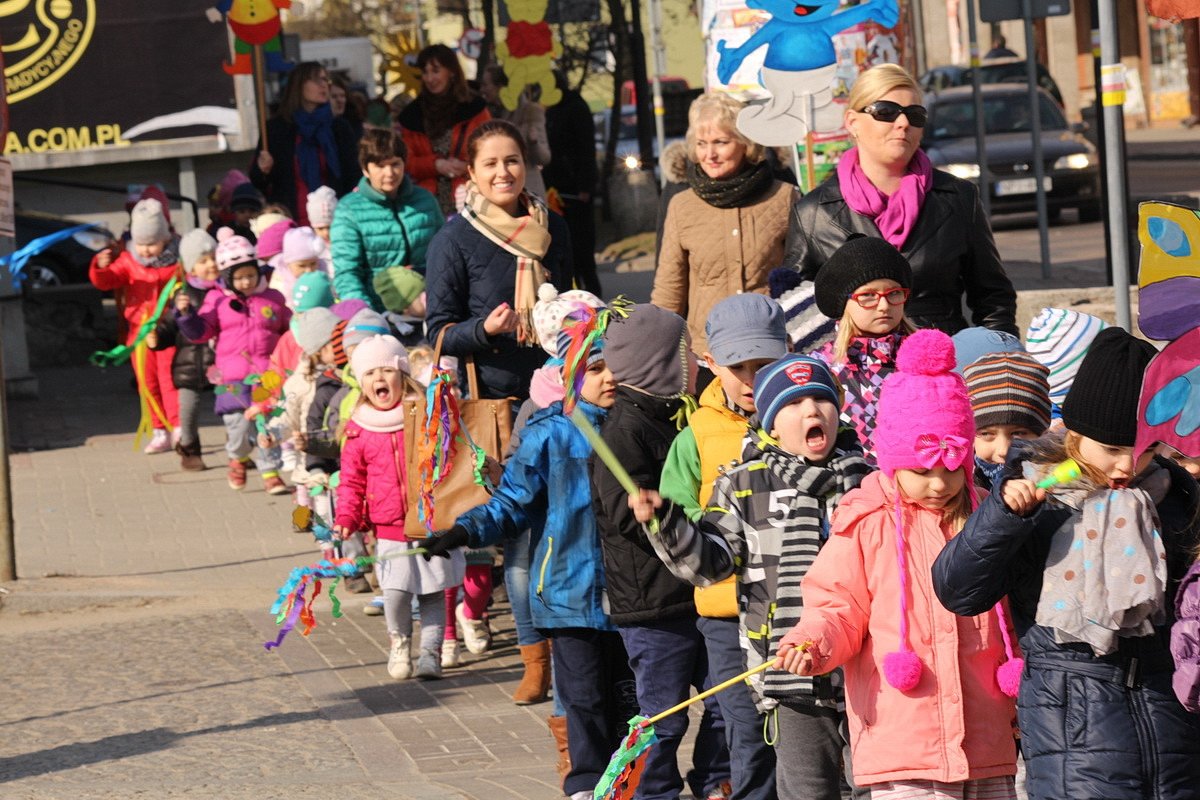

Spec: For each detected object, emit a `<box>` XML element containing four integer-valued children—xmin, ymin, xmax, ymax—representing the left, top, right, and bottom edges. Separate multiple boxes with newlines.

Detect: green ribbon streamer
<box><xmin>328</xmin><ymin>576</ymin><xmax>343</xmax><ymax>619</ymax></box>
<box><xmin>89</xmin><ymin>276</ymin><xmax>180</xmax><ymax>367</ymax></box>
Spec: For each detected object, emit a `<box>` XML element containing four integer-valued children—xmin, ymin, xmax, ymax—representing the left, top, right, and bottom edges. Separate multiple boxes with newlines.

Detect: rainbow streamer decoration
<box><xmin>594</xmin><ymin>660</ymin><xmax>774</xmax><ymax>800</ymax></box>
<box><xmin>416</xmin><ymin>368</ymin><xmax>462</xmax><ymax>533</ymax></box>
<box><xmin>560</xmin><ymin>298</ymin><xmax>633</xmax><ymax>416</ymax></box>
<box><xmin>265</xmin><ymin>547</ymin><xmax>426</xmax><ymax>650</ymax></box>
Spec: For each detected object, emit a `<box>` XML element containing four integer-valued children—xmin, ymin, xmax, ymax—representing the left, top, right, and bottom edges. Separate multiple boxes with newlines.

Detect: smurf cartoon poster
<box><xmin>704</xmin><ymin>0</ymin><xmax>903</xmax><ymax>147</ymax></box>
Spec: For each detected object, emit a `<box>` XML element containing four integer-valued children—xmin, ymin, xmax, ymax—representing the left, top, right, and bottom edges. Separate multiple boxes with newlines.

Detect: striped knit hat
<box><xmin>1025</xmin><ymin>308</ymin><xmax>1107</xmax><ymax>407</ymax></box>
<box><xmin>768</xmin><ymin>268</ymin><xmax>837</xmax><ymax>355</ymax></box>
<box><xmin>963</xmin><ymin>352</ymin><xmax>1052</xmax><ymax>434</ymax></box>
<box><xmin>329</xmin><ymin>319</ymin><xmax>350</xmax><ymax>367</ymax></box>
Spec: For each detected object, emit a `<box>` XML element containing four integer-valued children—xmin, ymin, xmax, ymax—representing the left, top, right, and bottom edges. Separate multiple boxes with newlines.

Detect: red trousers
<box><xmin>134</xmin><ymin>346</ymin><xmax>180</xmax><ymax>429</ymax></box>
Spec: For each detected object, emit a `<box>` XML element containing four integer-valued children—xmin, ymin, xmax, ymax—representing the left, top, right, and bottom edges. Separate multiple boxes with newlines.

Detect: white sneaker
<box><xmin>570</xmin><ymin>792</ymin><xmax>593</xmax><ymax>800</ymax></box>
<box><xmin>281</xmin><ymin>447</ymin><xmax>299</xmax><ymax>473</ymax></box>
<box><xmin>143</xmin><ymin>428</ymin><xmax>171</xmax><ymax>454</ymax></box>
<box><xmin>363</xmin><ymin>596</ymin><xmax>384</xmax><ymax>617</ymax></box>
<box><xmin>387</xmin><ymin>635</ymin><xmax>412</xmax><ymax>680</ymax></box>
<box><xmin>456</xmin><ymin>602</ymin><xmax>491</xmax><ymax>655</ymax></box>
<box><xmin>441</xmin><ymin>639</ymin><xmax>462</xmax><ymax>668</ymax></box>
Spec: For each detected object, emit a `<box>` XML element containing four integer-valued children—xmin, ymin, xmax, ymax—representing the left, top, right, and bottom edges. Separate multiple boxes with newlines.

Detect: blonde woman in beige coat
<box><xmin>652</xmin><ymin>92</ymin><xmax>795</xmax><ymax>355</ymax></box>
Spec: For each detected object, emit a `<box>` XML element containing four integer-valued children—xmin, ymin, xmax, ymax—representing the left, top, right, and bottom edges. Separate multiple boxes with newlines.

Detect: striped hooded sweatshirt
<box><xmin>648</xmin><ymin>427</ymin><xmax>871</xmax><ymax>709</ymax></box>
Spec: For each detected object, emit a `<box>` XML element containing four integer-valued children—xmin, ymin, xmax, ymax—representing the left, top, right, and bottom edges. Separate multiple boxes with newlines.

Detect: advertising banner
<box><xmin>0</xmin><ymin>0</ymin><xmax>242</xmax><ymax>164</ymax></box>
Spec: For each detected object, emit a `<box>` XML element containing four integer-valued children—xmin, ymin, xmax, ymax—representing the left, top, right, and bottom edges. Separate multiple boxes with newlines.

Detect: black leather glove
<box><xmin>422</xmin><ymin>525</ymin><xmax>470</xmax><ymax>560</ymax></box>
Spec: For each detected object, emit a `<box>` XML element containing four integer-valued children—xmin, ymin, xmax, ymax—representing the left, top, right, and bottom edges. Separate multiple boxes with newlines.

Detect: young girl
<box><xmin>334</xmin><ymin>334</ymin><xmax>465</xmax><ymax>681</ymax></box>
<box><xmin>152</xmin><ymin>228</ymin><xmax>220</xmax><ymax>471</ymax></box>
<box><xmin>777</xmin><ymin>329</ymin><xmax>1020</xmax><ymax>799</ymax></box>
<box><xmin>177</xmin><ymin>228</ymin><xmax>292</xmax><ymax>494</ymax></box>
<box><xmin>932</xmin><ymin>326</ymin><xmax>1200</xmax><ymax>800</ymax></box>
<box><xmin>813</xmin><ymin>235</ymin><xmax>916</xmax><ymax>465</ymax></box>
<box><xmin>89</xmin><ymin>198</ymin><xmax>182</xmax><ymax>455</ymax></box>
<box><xmin>423</xmin><ymin>311</ymin><xmax>637</xmax><ymax>800</ymax></box>
<box><xmin>284</xmin><ymin>307</ymin><xmax>344</xmax><ymax>506</ymax></box>
<box><xmin>270</xmin><ymin>226</ymin><xmax>329</xmax><ymax>308</ymax></box>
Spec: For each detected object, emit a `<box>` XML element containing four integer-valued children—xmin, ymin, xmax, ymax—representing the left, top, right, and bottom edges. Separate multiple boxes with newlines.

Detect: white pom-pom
<box><xmin>216</xmin><ymin>226</ymin><xmax>236</xmax><ymax>242</ymax></box>
<box><xmin>538</xmin><ymin>282</ymin><xmax>560</xmax><ymax>302</ymax></box>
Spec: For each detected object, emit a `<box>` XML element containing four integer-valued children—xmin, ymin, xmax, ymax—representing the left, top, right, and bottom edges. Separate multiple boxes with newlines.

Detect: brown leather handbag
<box><xmin>403</xmin><ymin>325</ymin><xmax>513</xmax><ymax>538</ymax></box>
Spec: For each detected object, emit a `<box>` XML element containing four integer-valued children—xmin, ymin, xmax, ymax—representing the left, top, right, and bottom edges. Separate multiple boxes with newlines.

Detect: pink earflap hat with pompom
<box><xmin>873</xmin><ymin>329</ymin><xmax>1022</xmax><ymax>696</ymax></box>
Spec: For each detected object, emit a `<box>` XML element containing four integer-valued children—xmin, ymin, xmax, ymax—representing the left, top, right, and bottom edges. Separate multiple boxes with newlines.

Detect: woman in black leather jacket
<box><xmin>782</xmin><ymin>64</ymin><xmax>1017</xmax><ymax>336</ymax></box>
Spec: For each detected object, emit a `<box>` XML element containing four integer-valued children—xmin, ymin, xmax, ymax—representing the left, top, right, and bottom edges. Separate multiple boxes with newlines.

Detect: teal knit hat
<box><xmin>292</xmin><ymin>272</ymin><xmax>335</xmax><ymax>311</ymax></box>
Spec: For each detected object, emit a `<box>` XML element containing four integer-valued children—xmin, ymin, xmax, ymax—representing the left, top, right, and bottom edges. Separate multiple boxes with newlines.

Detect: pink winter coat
<box><xmin>178</xmin><ymin>282</ymin><xmax>291</xmax><ymax>414</ymax></box>
<box><xmin>791</xmin><ymin>471</ymin><xmax>1017</xmax><ymax>786</ymax></box>
<box><xmin>335</xmin><ymin>419</ymin><xmax>409</xmax><ymax>541</ymax></box>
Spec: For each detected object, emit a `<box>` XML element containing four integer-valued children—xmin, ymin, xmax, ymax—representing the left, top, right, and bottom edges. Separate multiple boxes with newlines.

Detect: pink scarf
<box><xmin>836</xmin><ymin>146</ymin><xmax>933</xmax><ymax>249</ymax></box>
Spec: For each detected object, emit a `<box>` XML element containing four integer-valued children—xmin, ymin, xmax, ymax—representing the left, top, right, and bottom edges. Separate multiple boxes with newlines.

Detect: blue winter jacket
<box><xmin>330</xmin><ymin>175</ymin><xmax>444</xmax><ymax>311</ymax></box>
<box><xmin>455</xmin><ymin>401</ymin><xmax>613</xmax><ymax>632</ymax></box>
<box><xmin>424</xmin><ymin>212</ymin><xmax>573</xmax><ymax>401</ymax></box>
<box><xmin>932</xmin><ymin>449</ymin><xmax>1200</xmax><ymax>800</ymax></box>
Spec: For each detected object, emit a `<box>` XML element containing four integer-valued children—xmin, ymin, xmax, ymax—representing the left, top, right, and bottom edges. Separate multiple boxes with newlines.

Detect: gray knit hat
<box><xmin>343</xmin><ymin>308</ymin><xmax>390</xmax><ymax>350</ymax></box>
<box><xmin>130</xmin><ymin>198</ymin><xmax>170</xmax><ymax>245</ymax></box>
<box><xmin>178</xmin><ymin>228</ymin><xmax>217</xmax><ymax>272</ymax></box>
<box><xmin>603</xmin><ymin>304</ymin><xmax>690</xmax><ymax>398</ymax></box>
<box><xmin>291</xmin><ymin>308</ymin><xmax>342</xmax><ymax>357</ymax></box>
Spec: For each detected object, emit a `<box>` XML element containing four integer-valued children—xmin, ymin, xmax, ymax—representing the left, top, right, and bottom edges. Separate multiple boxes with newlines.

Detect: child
<box><xmin>813</xmin><ymin>235</ymin><xmax>916</xmax><ymax>464</ymax></box>
<box><xmin>634</xmin><ymin>353</ymin><xmax>872</xmax><ymax>800</ymax></box>
<box><xmin>657</xmin><ymin>292</ymin><xmax>786</xmax><ymax>800</ymax></box>
<box><xmin>777</xmin><ymin>329</ymin><xmax>1019</xmax><ymax>799</ymax></box>
<box><xmin>271</xmin><ymin>226</ymin><xmax>329</xmax><ymax>308</ymax></box>
<box><xmin>1173</xmin><ymin>549</ymin><xmax>1200</xmax><ymax>714</ymax></box>
<box><xmin>177</xmin><ymin>228</ymin><xmax>292</xmax><ymax>494</ymax></box>
<box><xmin>334</xmin><ymin>334</ymin><xmax>464</xmax><ymax>681</ymax></box>
<box><xmin>283</xmin><ymin>307</ymin><xmax>343</xmax><ymax>498</ymax></box>
<box><xmin>592</xmin><ymin>303</ymin><xmax>732</xmax><ymax>800</ymax></box>
<box><xmin>933</xmin><ymin>327</ymin><xmax>1200</xmax><ymax>800</ymax></box>
<box><xmin>306</xmin><ymin>186</ymin><xmax>339</xmax><ymax>245</ymax></box>
<box><xmin>962</xmin><ymin>352</ymin><xmax>1051</xmax><ymax>492</ymax></box>
<box><xmin>1023</xmin><ymin>307</ymin><xmax>1107</xmax><ymax>425</ymax></box>
<box><xmin>255</xmin><ymin>216</ymin><xmax>295</xmax><ymax>278</ymax></box>
<box><xmin>89</xmin><ymin>198</ymin><xmax>182</xmax><ymax>454</ymax></box>
<box><xmin>229</xmin><ymin>182</ymin><xmax>265</xmax><ymax>242</ymax></box>
<box><xmin>423</xmin><ymin>311</ymin><xmax>636</xmax><ymax>800</ymax></box>
<box><xmin>152</xmin><ymin>228</ymin><xmax>220</xmax><ymax>471</ymax></box>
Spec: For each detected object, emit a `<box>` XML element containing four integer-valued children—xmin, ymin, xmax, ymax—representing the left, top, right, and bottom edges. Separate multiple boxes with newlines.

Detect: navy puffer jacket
<box><xmin>424</xmin><ymin>213</ymin><xmax>573</xmax><ymax>401</ymax></box>
<box><xmin>932</xmin><ymin>450</ymin><xmax>1200</xmax><ymax>800</ymax></box>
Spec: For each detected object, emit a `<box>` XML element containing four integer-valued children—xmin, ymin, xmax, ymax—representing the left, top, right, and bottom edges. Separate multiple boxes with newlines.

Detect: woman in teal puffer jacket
<box><xmin>331</xmin><ymin>128</ymin><xmax>444</xmax><ymax>311</ymax></box>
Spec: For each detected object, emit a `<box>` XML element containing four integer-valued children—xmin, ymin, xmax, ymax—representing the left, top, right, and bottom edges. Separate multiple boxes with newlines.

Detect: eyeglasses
<box><xmin>848</xmin><ymin>287</ymin><xmax>911</xmax><ymax>308</ymax></box>
<box><xmin>859</xmin><ymin>100</ymin><xmax>928</xmax><ymax>128</ymax></box>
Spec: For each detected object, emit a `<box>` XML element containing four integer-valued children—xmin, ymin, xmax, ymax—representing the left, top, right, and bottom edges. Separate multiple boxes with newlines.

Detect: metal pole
<box><xmin>964</xmin><ymin>0</ymin><xmax>991</xmax><ymax>216</ymax></box>
<box><xmin>1098</xmin><ymin>0</ymin><xmax>1132</xmax><ymax>330</ymax></box>
<box><xmin>1022</xmin><ymin>0</ymin><xmax>1052</xmax><ymax>279</ymax></box>
<box><xmin>0</xmin><ymin>300</ymin><xmax>14</xmax><ymax>583</ymax></box>
<box><xmin>1090</xmin><ymin>0</ymin><xmax>1113</xmax><ymax>285</ymax></box>
<box><xmin>628</xmin><ymin>0</ymin><xmax>656</xmax><ymax>174</ymax></box>
<box><xmin>648</xmin><ymin>0</ymin><xmax>668</xmax><ymax>187</ymax></box>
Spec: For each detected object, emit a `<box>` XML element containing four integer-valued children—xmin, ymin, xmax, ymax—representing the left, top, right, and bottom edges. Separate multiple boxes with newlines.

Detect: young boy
<box><xmin>424</xmin><ymin>310</ymin><xmax>636</xmax><ymax>800</ymax></box>
<box><xmin>590</xmin><ymin>303</ymin><xmax>732</xmax><ymax>800</ymax></box>
<box><xmin>633</xmin><ymin>354</ymin><xmax>871</xmax><ymax>800</ymax></box>
<box><xmin>961</xmin><ymin>351</ymin><xmax>1051</xmax><ymax>492</ymax></box>
<box><xmin>657</xmin><ymin>292</ymin><xmax>787</xmax><ymax>800</ymax></box>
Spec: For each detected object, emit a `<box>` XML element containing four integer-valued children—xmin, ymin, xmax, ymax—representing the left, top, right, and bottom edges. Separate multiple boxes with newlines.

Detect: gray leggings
<box><xmin>177</xmin><ymin>388</ymin><xmax>202</xmax><ymax>448</ymax></box>
<box><xmin>775</xmin><ymin>702</ymin><xmax>860</xmax><ymax>800</ymax></box>
<box><xmin>384</xmin><ymin>590</ymin><xmax>443</xmax><ymax>651</ymax></box>
<box><xmin>221</xmin><ymin>411</ymin><xmax>282</xmax><ymax>472</ymax></box>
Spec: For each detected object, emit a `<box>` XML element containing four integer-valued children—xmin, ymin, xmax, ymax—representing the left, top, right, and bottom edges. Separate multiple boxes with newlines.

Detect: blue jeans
<box><xmin>550</xmin><ymin>628</ymin><xmax>636</xmax><ymax>796</ymax></box>
<box><xmin>696</xmin><ymin>615</ymin><xmax>777</xmax><ymax>800</ymax></box>
<box><xmin>620</xmin><ymin>616</ymin><xmax>731</xmax><ymax>800</ymax></box>
<box><xmin>504</xmin><ymin>530</ymin><xmax>546</xmax><ymax>647</ymax></box>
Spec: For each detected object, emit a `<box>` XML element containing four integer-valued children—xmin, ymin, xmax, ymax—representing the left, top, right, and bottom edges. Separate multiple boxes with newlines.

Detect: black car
<box><xmin>921</xmin><ymin>85</ymin><xmax>1101</xmax><ymax>222</ymax></box>
<box><xmin>919</xmin><ymin>58</ymin><xmax>1065</xmax><ymax>107</ymax></box>
<box><xmin>15</xmin><ymin>211</ymin><xmax>114</xmax><ymax>290</ymax></box>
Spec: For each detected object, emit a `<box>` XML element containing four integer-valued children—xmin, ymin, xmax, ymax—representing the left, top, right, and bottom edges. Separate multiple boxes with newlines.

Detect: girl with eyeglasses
<box><xmin>812</xmin><ymin>235</ymin><xmax>916</xmax><ymax>465</ymax></box>
<box><xmin>782</xmin><ymin>64</ymin><xmax>1017</xmax><ymax>339</ymax></box>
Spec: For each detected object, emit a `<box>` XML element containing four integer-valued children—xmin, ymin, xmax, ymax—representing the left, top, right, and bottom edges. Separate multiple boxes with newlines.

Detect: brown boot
<box><xmin>513</xmin><ymin>641</ymin><xmax>551</xmax><ymax>705</ymax></box>
<box><xmin>176</xmin><ymin>441</ymin><xmax>206</xmax><ymax>472</ymax></box>
<box><xmin>547</xmin><ymin>714</ymin><xmax>571</xmax><ymax>788</ymax></box>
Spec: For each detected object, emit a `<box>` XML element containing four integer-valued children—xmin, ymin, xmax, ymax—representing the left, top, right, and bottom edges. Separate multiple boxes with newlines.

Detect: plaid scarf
<box><xmin>461</xmin><ymin>181</ymin><xmax>551</xmax><ymax>347</ymax></box>
<box><xmin>819</xmin><ymin>331</ymin><xmax>905</xmax><ymax>465</ymax></box>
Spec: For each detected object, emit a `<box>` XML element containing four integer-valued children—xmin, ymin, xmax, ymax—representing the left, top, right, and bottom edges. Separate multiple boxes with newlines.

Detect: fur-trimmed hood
<box><xmin>661</xmin><ymin>139</ymin><xmax>690</xmax><ymax>185</ymax></box>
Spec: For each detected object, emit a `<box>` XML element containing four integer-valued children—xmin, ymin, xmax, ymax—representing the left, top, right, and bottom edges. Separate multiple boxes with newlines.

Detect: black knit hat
<box><xmin>814</xmin><ymin>235</ymin><xmax>914</xmax><ymax>319</ymax></box>
<box><xmin>1061</xmin><ymin>327</ymin><xmax>1157</xmax><ymax>446</ymax></box>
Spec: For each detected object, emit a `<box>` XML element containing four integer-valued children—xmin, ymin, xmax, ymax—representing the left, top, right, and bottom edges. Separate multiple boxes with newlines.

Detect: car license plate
<box><xmin>995</xmin><ymin>177</ymin><xmax>1052</xmax><ymax>196</ymax></box>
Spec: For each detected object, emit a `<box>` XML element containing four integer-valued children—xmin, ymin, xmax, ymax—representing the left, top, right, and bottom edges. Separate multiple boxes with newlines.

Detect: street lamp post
<box><xmin>1098</xmin><ymin>0</ymin><xmax>1133</xmax><ymax>330</ymax></box>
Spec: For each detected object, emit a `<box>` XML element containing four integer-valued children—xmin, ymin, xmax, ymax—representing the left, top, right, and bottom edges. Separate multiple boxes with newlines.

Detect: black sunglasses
<box><xmin>859</xmin><ymin>100</ymin><xmax>928</xmax><ymax>128</ymax></box>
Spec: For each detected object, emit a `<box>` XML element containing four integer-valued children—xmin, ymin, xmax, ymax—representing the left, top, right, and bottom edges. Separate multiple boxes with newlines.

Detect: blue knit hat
<box><xmin>753</xmin><ymin>354</ymin><xmax>841</xmax><ymax>434</ymax></box>
<box><xmin>950</xmin><ymin>327</ymin><xmax>1024</xmax><ymax>374</ymax></box>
